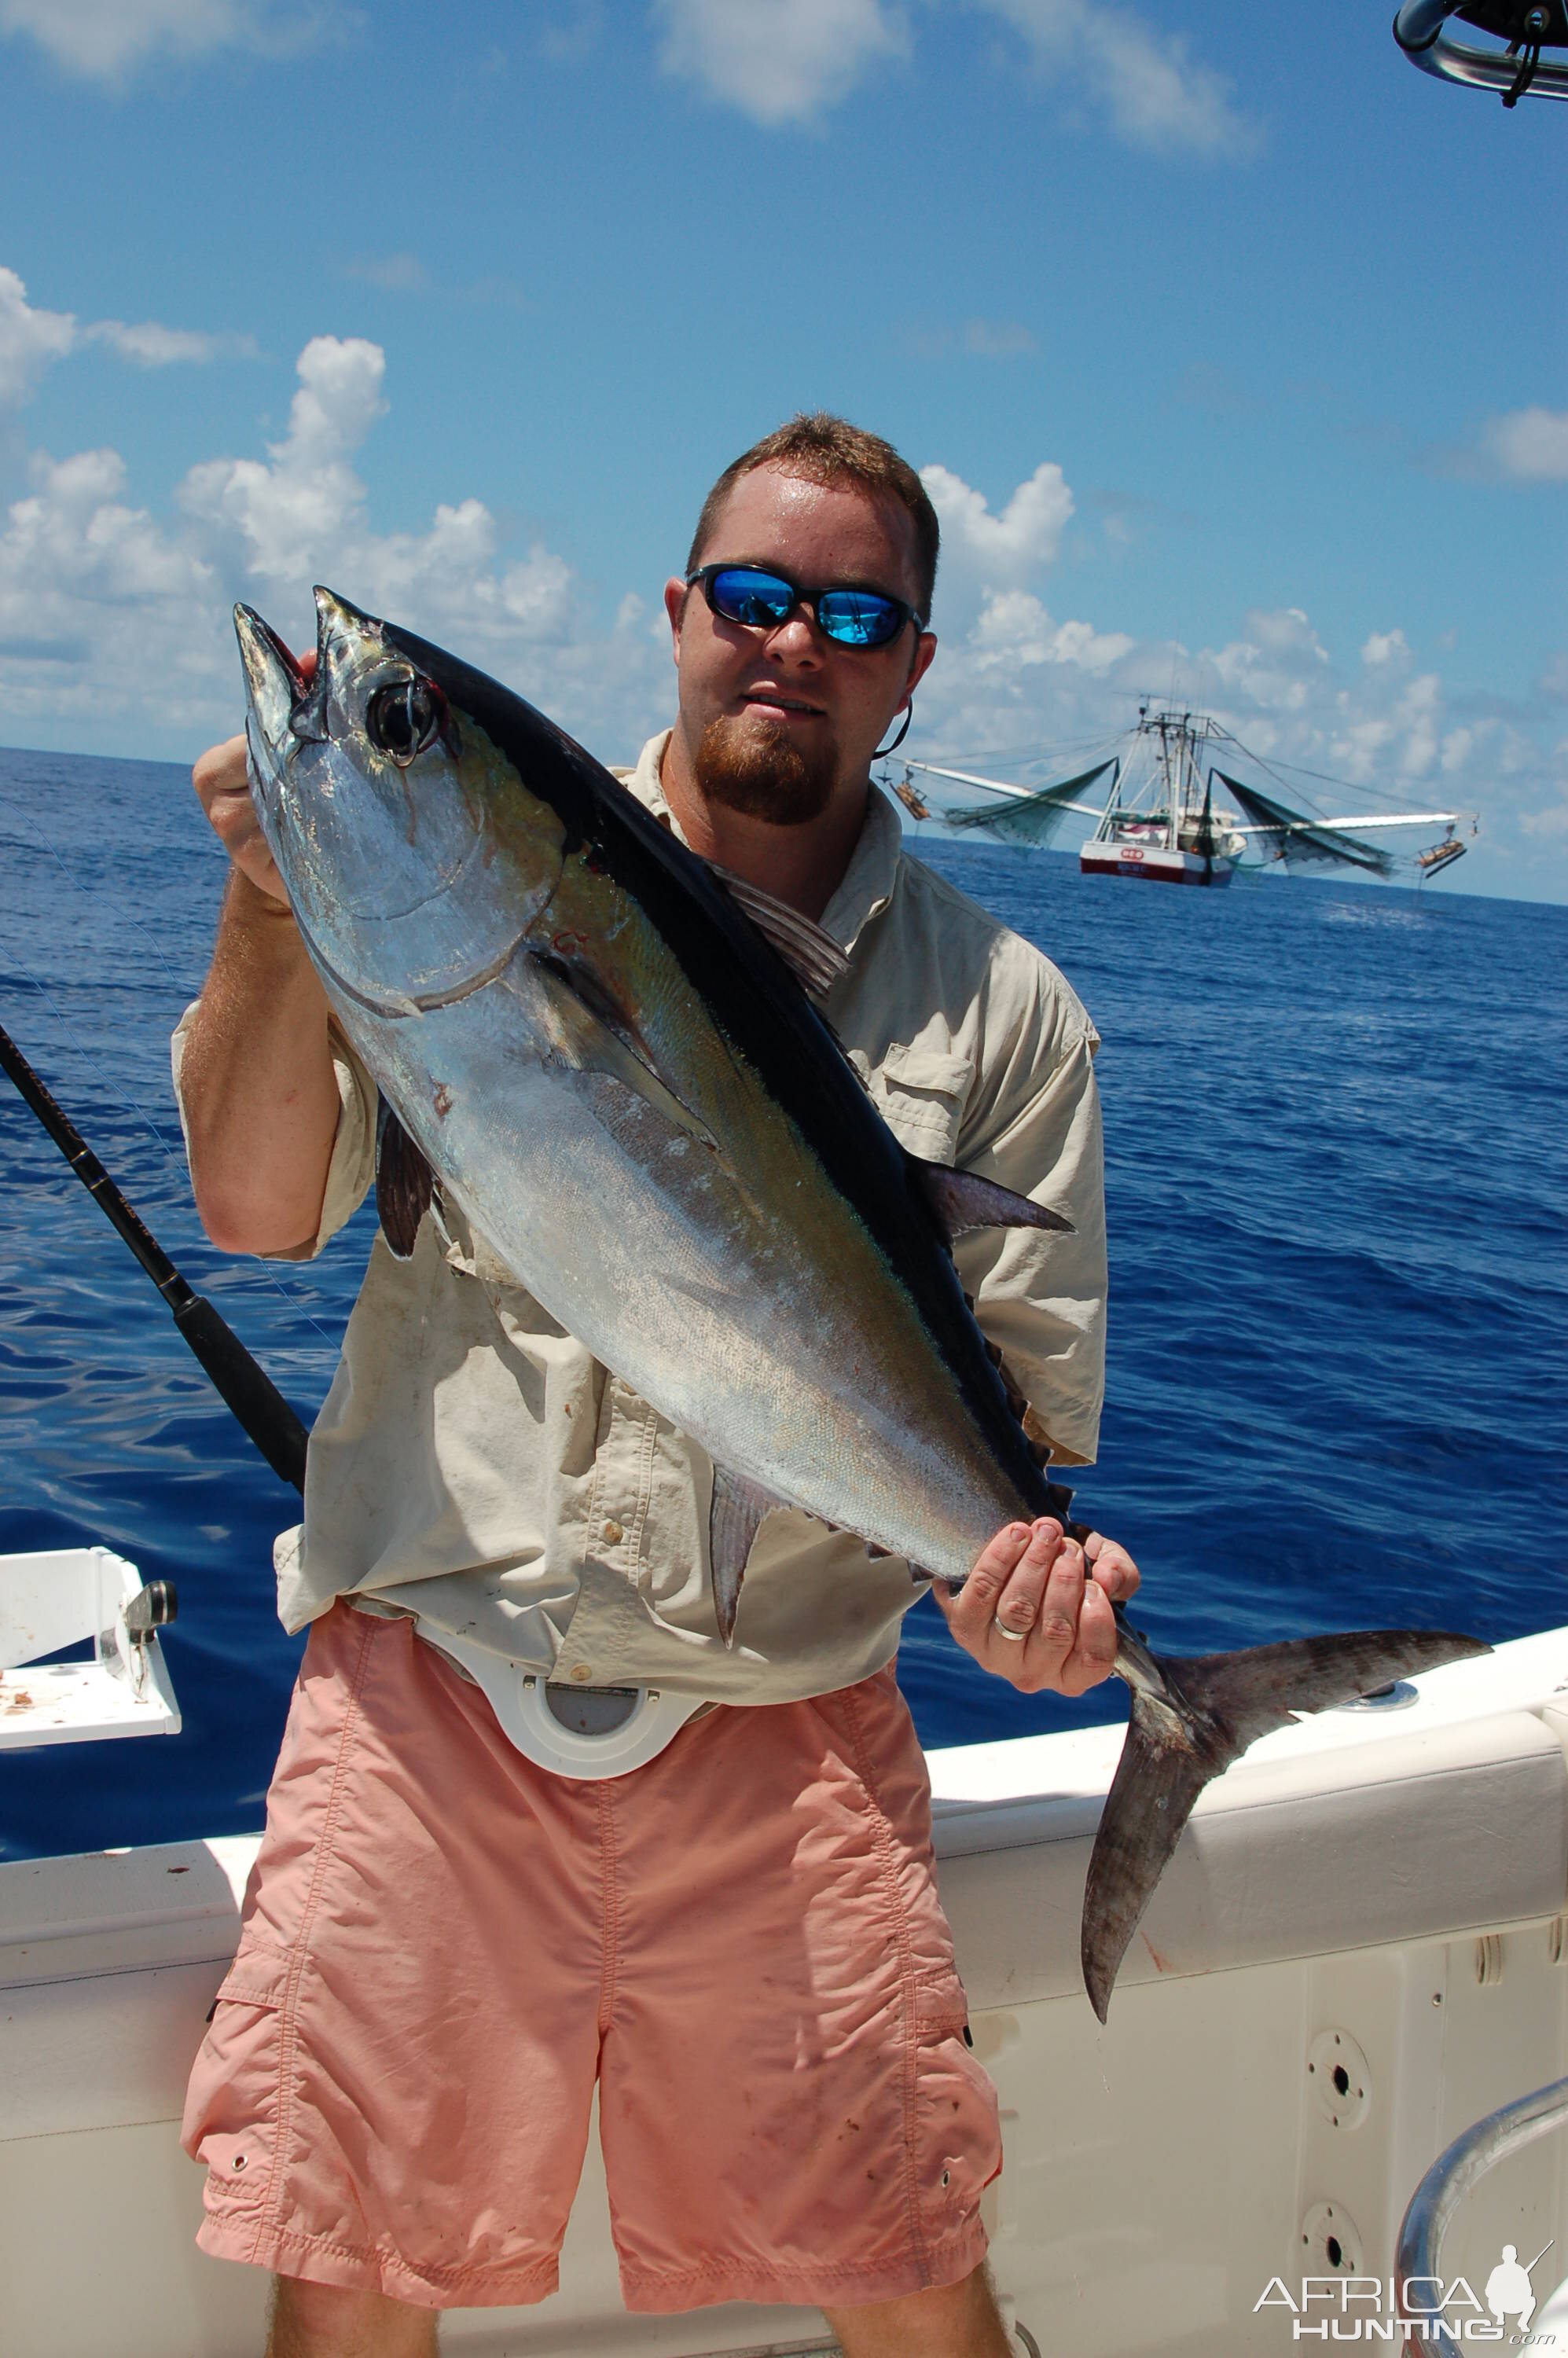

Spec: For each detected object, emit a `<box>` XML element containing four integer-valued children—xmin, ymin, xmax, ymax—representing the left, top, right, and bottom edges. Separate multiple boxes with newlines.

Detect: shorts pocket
<box><xmin>212</xmin><ymin>1938</ymin><xmax>292</xmax><ymax>2011</ymax></box>
<box><xmin>186</xmin><ymin>1938</ymin><xmax>292</xmax><ymax>2208</ymax></box>
<box><xmin>914</xmin><ymin>2016</ymin><xmax>1004</xmax><ymax>2228</ymax></box>
<box><xmin>197</xmin><ymin>2122</ymin><xmax>274</xmax><ymax>2209</ymax></box>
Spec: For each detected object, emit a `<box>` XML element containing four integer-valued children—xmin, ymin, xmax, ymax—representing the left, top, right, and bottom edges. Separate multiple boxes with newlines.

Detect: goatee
<box><xmin>693</xmin><ymin>713</ymin><xmax>837</xmax><ymax>828</ymax></box>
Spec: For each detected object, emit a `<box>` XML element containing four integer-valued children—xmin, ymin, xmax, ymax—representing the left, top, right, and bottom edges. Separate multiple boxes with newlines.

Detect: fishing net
<box><xmin>944</xmin><ymin>760</ymin><xmax>1117</xmax><ymax>848</ymax></box>
<box><xmin>1213</xmin><ymin>771</ymin><xmax>1396</xmax><ymax>878</ymax></box>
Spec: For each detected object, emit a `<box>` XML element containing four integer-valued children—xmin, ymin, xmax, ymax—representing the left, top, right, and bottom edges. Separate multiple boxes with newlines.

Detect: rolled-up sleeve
<box><xmin>170</xmin><ymin>1002</ymin><xmax>377</xmax><ymax>1261</ymax></box>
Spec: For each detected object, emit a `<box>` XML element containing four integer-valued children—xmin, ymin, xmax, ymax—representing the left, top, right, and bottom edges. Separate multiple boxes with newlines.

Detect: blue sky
<box><xmin>0</xmin><ymin>0</ymin><xmax>1562</xmax><ymax>897</ymax></box>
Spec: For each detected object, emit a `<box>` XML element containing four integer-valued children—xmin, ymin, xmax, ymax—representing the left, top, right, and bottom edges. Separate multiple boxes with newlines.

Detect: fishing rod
<box><xmin>0</xmin><ymin>1018</ymin><xmax>308</xmax><ymax>1493</ymax></box>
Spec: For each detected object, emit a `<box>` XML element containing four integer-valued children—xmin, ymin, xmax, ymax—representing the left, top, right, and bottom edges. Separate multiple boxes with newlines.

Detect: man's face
<box><xmin>664</xmin><ymin>464</ymin><xmax>936</xmax><ymax>828</ymax></box>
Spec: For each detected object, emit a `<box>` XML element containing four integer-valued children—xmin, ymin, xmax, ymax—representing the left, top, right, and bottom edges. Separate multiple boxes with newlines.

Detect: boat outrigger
<box><xmin>890</xmin><ymin>706</ymin><xmax>1478</xmax><ymax>889</ymax></box>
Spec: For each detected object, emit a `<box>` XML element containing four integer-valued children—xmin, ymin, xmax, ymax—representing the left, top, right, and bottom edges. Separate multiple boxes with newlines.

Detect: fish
<box><xmin>236</xmin><ymin>586</ymin><xmax>1488</xmax><ymax>2018</ymax></box>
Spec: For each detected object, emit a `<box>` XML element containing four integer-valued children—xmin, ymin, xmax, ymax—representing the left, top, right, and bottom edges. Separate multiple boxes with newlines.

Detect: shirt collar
<box><xmin>620</xmin><ymin>729</ymin><xmax>903</xmax><ymax>958</ymax></box>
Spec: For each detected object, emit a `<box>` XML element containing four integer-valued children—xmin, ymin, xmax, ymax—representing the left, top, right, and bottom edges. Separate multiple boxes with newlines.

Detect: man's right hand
<box><xmin>193</xmin><ymin>734</ymin><xmax>288</xmax><ymax>905</ymax></box>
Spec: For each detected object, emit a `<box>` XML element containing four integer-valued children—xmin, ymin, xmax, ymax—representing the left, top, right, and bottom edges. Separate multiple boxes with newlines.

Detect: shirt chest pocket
<box><xmin>868</xmin><ymin>1045</ymin><xmax>975</xmax><ymax>1166</ymax></box>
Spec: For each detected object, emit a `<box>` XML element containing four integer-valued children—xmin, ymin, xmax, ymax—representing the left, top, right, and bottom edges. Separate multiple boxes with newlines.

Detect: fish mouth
<box><xmin>236</xmin><ymin>605</ymin><xmax>309</xmax><ymax>699</ymax></box>
<box><xmin>235</xmin><ymin>587</ymin><xmax>385</xmax><ymax>760</ymax></box>
<box><xmin>235</xmin><ymin>601</ymin><xmax>311</xmax><ymax>766</ymax></box>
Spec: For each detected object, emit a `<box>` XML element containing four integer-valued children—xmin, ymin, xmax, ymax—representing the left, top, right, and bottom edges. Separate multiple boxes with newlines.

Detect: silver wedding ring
<box><xmin>992</xmin><ymin>1618</ymin><xmax>1030</xmax><ymax>1643</ymax></box>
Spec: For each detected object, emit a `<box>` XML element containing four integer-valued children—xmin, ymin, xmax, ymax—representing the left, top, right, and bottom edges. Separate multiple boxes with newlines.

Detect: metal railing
<box><xmin>1397</xmin><ymin>2073</ymin><xmax>1568</xmax><ymax>2338</ymax></box>
<box><xmin>1393</xmin><ymin>2</ymin><xmax>1568</xmax><ymax>103</ymax></box>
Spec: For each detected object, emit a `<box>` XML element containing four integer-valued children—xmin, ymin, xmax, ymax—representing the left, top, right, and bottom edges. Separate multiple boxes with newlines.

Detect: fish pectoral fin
<box><xmin>375</xmin><ymin>1095</ymin><xmax>436</xmax><ymax>1259</ymax></box>
<box><xmin>708</xmin><ymin>1464</ymin><xmax>788</xmax><ymax>1647</ymax></box>
<box><xmin>529</xmin><ymin>948</ymin><xmax>651</xmax><ymax>1063</ymax></box>
<box><xmin>1081</xmin><ymin>1624</ymin><xmax>1491</xmax><ymax>2022</ymax></box>
<box><xmin>911</xmin><ymin>1155</ymin><xmax>1075</xmax><ymax>1240</ymax></box>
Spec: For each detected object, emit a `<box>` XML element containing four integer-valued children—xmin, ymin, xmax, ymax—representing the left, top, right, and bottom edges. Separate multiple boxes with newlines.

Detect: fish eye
<box><xmin>365</xmin><ymin>676</ymin><xmax>446</xmax><ymax>767</ymax></box>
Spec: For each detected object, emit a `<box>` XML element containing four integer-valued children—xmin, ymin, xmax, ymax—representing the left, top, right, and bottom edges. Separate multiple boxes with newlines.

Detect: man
<box><xmin>178</xmin><ymin>414</ymin><xmax>1138</xmax><ymax>2358</ymax></box>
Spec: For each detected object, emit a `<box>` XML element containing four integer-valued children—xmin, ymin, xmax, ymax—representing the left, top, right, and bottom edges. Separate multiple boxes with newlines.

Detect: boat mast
<box><xmin>1158</xmin><ymin>712</ymin><xmax>1178</xmax><ymax>851</ymax></box>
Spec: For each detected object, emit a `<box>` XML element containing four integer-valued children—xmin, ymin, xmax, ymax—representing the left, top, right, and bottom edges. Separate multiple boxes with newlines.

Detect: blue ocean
<box><xmin>2</xmin><ymin>743</ymin><xmax>1563</xmax><ymax>1861</ymax></box>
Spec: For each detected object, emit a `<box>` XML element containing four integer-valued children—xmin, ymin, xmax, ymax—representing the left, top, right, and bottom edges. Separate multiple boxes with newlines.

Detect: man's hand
<box><xmin>192</xmin><ymin>649</ymin><xmax>313</xmax><ymax>905</ymax></box>
<box><xmin>194</xmin><ymin>735</ymin><xmax>288</xmax><ymax>904</ymax></box>
<box><xmin>933</xmin><ymin>1519</ymin><xmax>1140</xmax><ymax>1695</ymax></box>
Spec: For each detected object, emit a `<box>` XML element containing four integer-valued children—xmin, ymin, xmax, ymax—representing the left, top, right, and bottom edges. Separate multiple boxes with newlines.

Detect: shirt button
<box><xmin>601</xmin><ymin>1519</ymin><xmax>624</xmax><ymax>1544</ymax></box>
<box><xmin>569</xmin><ymin>1664</ymin><xmax>593</xmax><ymax>1683</ymax></box>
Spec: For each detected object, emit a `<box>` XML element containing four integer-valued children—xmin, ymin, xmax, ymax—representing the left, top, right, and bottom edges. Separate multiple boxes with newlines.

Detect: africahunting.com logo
<box><xmin>1256</xmin><ymin>2242</ymin><xmax>1557</xmax><ymax>2341</ymax></box>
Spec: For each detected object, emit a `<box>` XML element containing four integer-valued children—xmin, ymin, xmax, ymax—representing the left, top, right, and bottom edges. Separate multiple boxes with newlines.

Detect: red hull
<box><xmin>1080</xmin><ymin>846</ymin><xmax>1234</xmax><ymax>886</ymax></box>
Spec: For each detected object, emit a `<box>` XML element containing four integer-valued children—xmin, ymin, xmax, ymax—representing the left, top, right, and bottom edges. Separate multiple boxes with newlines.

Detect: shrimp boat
<box><xmin>893</xmin><ymin>707</ymin><xmax>1477</xmax><ymax>890</ymax></box>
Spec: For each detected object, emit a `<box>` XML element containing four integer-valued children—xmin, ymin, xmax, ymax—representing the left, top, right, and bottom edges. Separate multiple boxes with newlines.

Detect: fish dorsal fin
<box><xmin>708</xmin><ymin>864</ymin><xmax>851</xmax><ymax>1001</ymax></box>
<box><xmin>708</xmin><ymin>1463</ymin><xmax>789</xmax><ymax>1646</ymax></box>
<box><xmin>913</xmin><ymin>1155</ymin><xmax>1075</xmax><ymax>1241</ymax></box>
<box><xmin>376</xmin><ymin>1095</ymin><xmax>436</xmax><ymax>1259</ymax></box>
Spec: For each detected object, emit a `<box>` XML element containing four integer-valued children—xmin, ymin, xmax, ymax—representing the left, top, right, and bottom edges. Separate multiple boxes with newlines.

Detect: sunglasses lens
<box><xmin>816</xmin><ymin>590</ymin><xmax>904</xmax><ymax>648</ymax></box>
<box><xmin>707</xmin><ymin>567</ymin><xmax>797</xmax><ymax>628</ymax></box>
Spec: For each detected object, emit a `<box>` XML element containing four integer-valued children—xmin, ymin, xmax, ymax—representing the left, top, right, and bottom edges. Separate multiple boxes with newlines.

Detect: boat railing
<box><xmin>1393</xmin><ymin>2</ymin><xmax>1568</xmax><ymax>104</ymax></box>
<box><xmin>1396</xmin><ymin>2073</ymin><xmax>1568</xmax><ymax>2340</ymax></box>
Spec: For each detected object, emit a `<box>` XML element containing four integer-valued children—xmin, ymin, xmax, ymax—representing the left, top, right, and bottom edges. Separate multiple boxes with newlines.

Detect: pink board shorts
<box><xmin>182</xmin><ymin>1603</ymin><xmax>1001</xmax><ymax>2313</ymax></box>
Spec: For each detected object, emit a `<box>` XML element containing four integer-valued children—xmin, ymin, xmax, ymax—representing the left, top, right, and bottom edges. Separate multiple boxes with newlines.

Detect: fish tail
<box><xmin>1080</xmin><ymin>1623</ymin><xmax>1490</xmax><ymax>2023</ymax></box>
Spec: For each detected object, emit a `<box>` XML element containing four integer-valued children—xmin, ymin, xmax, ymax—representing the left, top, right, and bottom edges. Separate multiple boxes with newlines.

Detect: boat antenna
<box><xmin>0</xmin><ymin>1018</ymin><xmax>308</xmax><ymax>1493</ymax></box>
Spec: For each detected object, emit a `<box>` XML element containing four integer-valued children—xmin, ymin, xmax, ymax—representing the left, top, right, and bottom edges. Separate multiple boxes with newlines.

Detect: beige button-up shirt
<box><xmin>175</xmin><ymin>733</ymin><xmax>1107</xmax><ymax>1705</ymax></box>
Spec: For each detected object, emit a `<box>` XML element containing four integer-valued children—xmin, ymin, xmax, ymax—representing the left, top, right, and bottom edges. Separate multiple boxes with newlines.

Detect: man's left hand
<box><xmin>933</xmin><ymin>1519</ymin><xmax>1140</xmax><ymax>1695</ymax></box>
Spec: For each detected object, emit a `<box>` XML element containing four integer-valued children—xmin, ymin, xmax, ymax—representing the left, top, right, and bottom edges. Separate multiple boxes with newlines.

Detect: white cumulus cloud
<box><xmin>976</xmin><ymin>0</ymin><xmax>1260</xmax><ymax>156</ymax></box>
<box><xmin>0</xmin><ymin>267</ymin><xmax>77</xmax><ymax>406</ymax></box>
<box><xmin>923</xmin><ymin>461</ymin><xmax>1075</xmax><ymax>583</ymax></box>
<box><xmin>90</xmin><ymin>320</ymin><xmax>257</xmax><ymax>366</ymax></box>
<box><xmin>0</xmin><ymin>0</ymin><xmax>337</xmax><ymax>80</ymax></box>
<box><xmin>0</xmin><ymin>329</ymin><xmax>671</xmax><ymax>758</ymax></box>
<box><xmin>181</xmin><ymin>336</ymin><xmax>390</xmax><ymax>582</ymax></box>
<box><xmin>175</xmin><ymin>336</ymin><xmax>590</xmax><ymax>671</ymax></box>
<box><xmin>0</xmin><ymin>446</ymin><xmax>225</xmax><ymax>728</ymax></box>
<box><xmin>1210</xmin><ymin>606</ymin><xmax>1329</xmax><ymax>712</ymax></box>
<box><xmin>655</xmin><ymin>0</ymin><xmax>907</xmax><ymax>126</ymax></box>
<box><xmin>0</xmin><ymin>266</ymin><xmax>255</xmax><ymax>409</ymax></box>
<box><xmin>969</xmin><ymin>590</ymin><xmax>1131</xmax><ymax>674</ymax></box>
<box><xmin>1484</xmin><ymin>406</ymin><xmax>1568</xmax><ymax>483</ymax></box>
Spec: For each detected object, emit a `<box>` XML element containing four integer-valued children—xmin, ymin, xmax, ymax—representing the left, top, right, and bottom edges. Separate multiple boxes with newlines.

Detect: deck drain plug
<box><xmin>1301</xmin><ymin>2200</ymin><xmax>1365</xmax><ymax>2277</ymax></box>
<box><xmin>1307</xmin><ymin>2029</ymin><xmax>1372</xmax><ymax>2131</ymax></box>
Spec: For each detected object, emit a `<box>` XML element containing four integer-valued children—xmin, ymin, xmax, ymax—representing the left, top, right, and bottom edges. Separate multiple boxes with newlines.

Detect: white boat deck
<box><xmin>5</xmin><ymin>1630</ymin><xmax>1568</xmax><ymax>2355</ymax></box>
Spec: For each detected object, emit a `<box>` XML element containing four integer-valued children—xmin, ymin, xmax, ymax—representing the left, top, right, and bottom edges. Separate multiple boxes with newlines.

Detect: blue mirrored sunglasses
<box><xmin>686</xmin><ymin>564</ymin><xmax>925</xmax><ymax>649</ymax></box>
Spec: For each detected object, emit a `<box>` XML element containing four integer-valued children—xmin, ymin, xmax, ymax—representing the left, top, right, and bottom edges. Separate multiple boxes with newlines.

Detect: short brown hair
<box><xmin>686</xmin><ymin>413</ymin><xmax>939</xmax><ymax>621</ymax></box>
